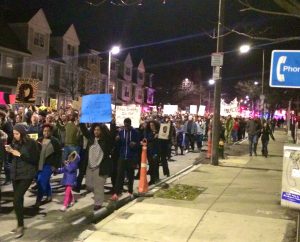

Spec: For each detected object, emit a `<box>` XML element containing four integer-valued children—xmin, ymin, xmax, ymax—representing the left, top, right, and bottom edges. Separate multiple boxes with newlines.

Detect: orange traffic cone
<box><xmin>138</xmin><ymin>139</ymin><xmax>148</xmax><ymax>194</ymax></box>
<box><xmin>206</xmin><ymin>127</ymin><xmax>212</xmax><ymax>159</ymax></box>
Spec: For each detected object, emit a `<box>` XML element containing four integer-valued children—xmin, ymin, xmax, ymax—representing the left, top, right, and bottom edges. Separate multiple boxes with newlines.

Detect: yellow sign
<box><xmin>28</xmin><ymin>133</ymin><xmax>38</xmax><ymax>140</ymax></box>
<box><xmin>72</xmin><ymin>97</ymin><xmax>82</xmax><ymax>111</ymax></box>
<box><xmin>50</xmin><ymin>99</ymin><xmax>58</xmax><ymax>110</ymax></box>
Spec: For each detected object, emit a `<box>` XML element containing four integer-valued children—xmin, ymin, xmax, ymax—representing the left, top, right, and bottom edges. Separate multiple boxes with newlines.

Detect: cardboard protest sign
<box><xmin>116</xmin><ymin>105</ymin><xmax>141</xmax><ymax>128</ymax></box>
<box><xmin>80</xmin><ymin>94</ymin><xmax>112</xmax><ymax>123</ymax></box>
<box><xmin>50</xmin><ymin>99</ymin><xmax>58</xmax><ymax>111</ymax></box>
<box><xmin>190</xmin><ymin>105</ymin><xmax>198</xmax><ymax>115</ymax></box>
<box><xmin>158</xmin><ymin>123</ymin><xmax>171</xmax><ymax>140</ymax></box>
<box><xmin>163</xmin><ymin>105</ymin><xmax>178</xmax><ymax>115</ymax></box>
<box><xmin>15</xmin><ymin>78</ymin><xmax>39</xmax><ymax>104</ymax></box>
<box><xmin>72</xmin><ymin>97</ymin><xmax>82</xmax><ymax>111</ymax></box>
<box><xmin>198</xmin><ymin>105</ymin><xmax>206</xmax><ymax>116</ymax></box>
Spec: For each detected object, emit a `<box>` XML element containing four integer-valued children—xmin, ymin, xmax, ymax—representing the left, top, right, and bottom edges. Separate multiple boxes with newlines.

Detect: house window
<box><xmin>67</xmin><ymin>44</ymin><xmax>75</xmax><ymax>56</ymax></box>
<box><xmin>34</xmin><ymin>33</ymin><xmax>45</xmax><ymax>48</ymax></box>
<box><xmin>31</xmin><ymin>64</ymin><xmax>44</xmax><ymax>81</ymax></box>
<box><xmin>138</xmin><ymin>72</ymin><xmax>144</xmax><ymax>80</ymax></box>
<box><xmin>125</xmin><ymin>67</ymin><xmax>131</xmax><ymax>76</ymax></box>
<box><xmin>6</xmin><ymin>57</ymin><xmax>14</xmax><ymax>69</ymax></box>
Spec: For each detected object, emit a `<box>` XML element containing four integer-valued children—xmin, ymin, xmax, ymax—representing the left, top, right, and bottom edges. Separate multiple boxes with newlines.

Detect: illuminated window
<box><xmin>6</xmin><ymin>57</ymin><xmax>13</xmax><ymax>69</ymax></box>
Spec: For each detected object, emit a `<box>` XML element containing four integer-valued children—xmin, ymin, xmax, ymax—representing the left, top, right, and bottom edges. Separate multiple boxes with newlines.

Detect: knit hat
<box><xmin>13</xmin><ymin>124</ymin><xmax>27</xmax><ymax>136</ymax></box>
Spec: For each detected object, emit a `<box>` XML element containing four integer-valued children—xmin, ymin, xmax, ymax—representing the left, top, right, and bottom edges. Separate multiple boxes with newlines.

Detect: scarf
<box><xmin>88</xmin><ymin>138</ymin><xmax>104</xmax><ymax>169</ymax></box>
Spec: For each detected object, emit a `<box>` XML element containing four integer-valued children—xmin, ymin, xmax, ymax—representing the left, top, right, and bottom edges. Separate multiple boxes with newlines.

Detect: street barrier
<box><xmin>138</xmin><ymin>139</ymin><xmax>149</xmax><ymax>194</ymax></box>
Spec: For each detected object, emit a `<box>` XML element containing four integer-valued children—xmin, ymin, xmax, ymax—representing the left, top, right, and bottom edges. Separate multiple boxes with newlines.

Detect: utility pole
<box><xmin>211</xmin><ymin>0</ymin><xmax>225</xmax><ymax>166</ymax></box>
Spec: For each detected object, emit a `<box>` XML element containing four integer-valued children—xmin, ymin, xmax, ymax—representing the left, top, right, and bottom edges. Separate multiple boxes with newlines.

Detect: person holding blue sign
<box><xmin>79</xmin><ymin>123</ymin><xmax>113</xmax><ymax>211</ymax></box>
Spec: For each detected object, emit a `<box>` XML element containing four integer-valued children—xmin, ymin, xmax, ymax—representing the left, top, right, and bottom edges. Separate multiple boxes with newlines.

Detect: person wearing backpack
<box><xmin>5</xmin><ymin>124</ymin><xmax>40</xmax><ymax>239</ymax></box>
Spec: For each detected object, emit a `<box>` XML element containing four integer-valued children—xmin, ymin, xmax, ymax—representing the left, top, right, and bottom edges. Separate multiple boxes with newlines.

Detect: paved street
<box><xmin>0</xmin><ymin>130</ymin><xmax>297</xmax><ymax>242</ymax></box>
<box><xmin>0</xmin><ymin>145</ymin><xmax>200</xmax><ymax>242</ymax></box>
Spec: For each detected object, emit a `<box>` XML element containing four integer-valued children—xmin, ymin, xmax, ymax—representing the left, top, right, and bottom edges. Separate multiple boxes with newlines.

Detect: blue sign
<box><xmin>270</xmin><ymin>50</ymin><xmax>300</xmax><ymax>88</ymax></box>
<box><xmin>80</xmin><ymin>94</ymin><xmax>112</xmax><ymax>123</ymax></box>
<box><xmin>281</xmin><ymin>192</ymin><xmax>300</xmax><ymax>204</ymax></box>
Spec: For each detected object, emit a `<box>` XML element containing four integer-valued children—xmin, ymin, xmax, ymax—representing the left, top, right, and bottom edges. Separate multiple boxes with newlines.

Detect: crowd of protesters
<box><xmin>0</xmin><ymin>103</ymin><xmax>279</xmax><ymax>239</ymax></box>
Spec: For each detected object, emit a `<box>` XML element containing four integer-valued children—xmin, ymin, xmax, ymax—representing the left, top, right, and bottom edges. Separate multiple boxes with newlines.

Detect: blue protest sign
<box><xmin>270</xmin><ymin>50</ymin><xmax>300</xmax><ymax>88</ymax></box>
<box><xmin>80</xmin><ymin>94</ymin><xmax>112</xmax><ymax>123</ymax></box>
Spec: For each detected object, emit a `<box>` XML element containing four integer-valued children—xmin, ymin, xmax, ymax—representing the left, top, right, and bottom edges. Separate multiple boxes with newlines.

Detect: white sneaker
<box><xmin>60</xmin><ymin>206</ymin><xmax>67</xmax><ymax>212</ymax></box>
<box><xmin>185</xmin><ymin>150</ymin><xmax>189</xmax><ymax>154</ymax></box>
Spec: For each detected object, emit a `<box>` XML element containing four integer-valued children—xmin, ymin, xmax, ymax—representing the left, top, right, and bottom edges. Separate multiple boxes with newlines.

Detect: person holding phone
<box><xmin>5</xmin><ymin>124</ymin><xmax>40</xmax><ymax>239</ymax></box>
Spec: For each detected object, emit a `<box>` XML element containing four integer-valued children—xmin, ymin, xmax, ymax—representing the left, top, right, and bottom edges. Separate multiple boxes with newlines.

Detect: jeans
<box><xmin>37</xmin><ymin>164</ymin><xmax>53</xmax><ymax>201</ymax></box>
<box><xmin>63</xmin><ymin>145</ymin><xmax>81</xmax><ymax>161</ymax></box>
<box><xmin>185</xmin><ymin>133</ymin><xmax>195</xmax><ymax>151</ymax></box>
<box><xmin>232</xmin><ymin>130</ymin><xmax>238</xmax><ymax>142</ymax></box>
<box><xmin>196</xmin><ymin>134</ymin><xmax>203</xmax><ymax>150</ymax></box>
<box><xmin>12</xmin><ymin>179</ymin><xmax>33</xmax><ymax>227</ymax></box>
<box><xmin>248</xmin><ymin>134</ymin><xmax>258</xmax><ymax>155</ymax></box>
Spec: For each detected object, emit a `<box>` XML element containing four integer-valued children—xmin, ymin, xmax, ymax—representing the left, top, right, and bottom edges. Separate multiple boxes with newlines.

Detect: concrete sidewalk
<box><xmin>80</xmin><ymin>130</ymin><xmax>297</xmax><ymax>242</ymax></box>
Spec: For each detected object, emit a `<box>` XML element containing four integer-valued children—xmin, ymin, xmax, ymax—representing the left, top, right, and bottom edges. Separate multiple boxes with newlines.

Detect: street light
<box><xmin>239</xmin><ymin>44</ymin><xmax>250</xmax><ymax>54</ymax></box>
<box><xmin>107</xmin><ymin>45</ymin><xmax>121</xmax><ymax>95</ymax></box>
<box><xmin>208</xmin><ymin>79</ymin><xmax>215</xmax><ymax>85</ymax></box>
<box><xmin>239</xmin><ymin>44</ymin><xmax>266</xmax><ymax>118</ymax></box>
<box><xmin>254</xmin><ymin>81</ymin><xmax>259</xmax><ymax>85</ymax></box>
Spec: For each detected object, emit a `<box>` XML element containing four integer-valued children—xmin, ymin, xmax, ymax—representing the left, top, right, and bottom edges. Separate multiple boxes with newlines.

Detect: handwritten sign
<box><xmin>190</xmin><ymin>105</ymin><xmax>198</xmax><ymax>115</ymax></box>
<box><xmin>80</xmin><ymin>94</ymin><xmax>112</xmax><ymax>123</ymax></box>
<box><xmin>198</xmin><ymin>105</ymin><xmax>206</xmax><ymax>116</ymax></box>
<box><xmin>116</xmin><ymin>105</ymin><xmax>141</xmax><ymax>128</ymax></box>
<box><xmin>163</xmin><ymin>105</ymin><xmax>178</xmax><ymax>115</ymax></box>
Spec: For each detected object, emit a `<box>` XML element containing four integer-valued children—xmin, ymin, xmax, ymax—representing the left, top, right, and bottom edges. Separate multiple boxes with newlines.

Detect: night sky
<box><xmin>1</xmin><ymin>0</ymin><xmax>300</xmax><ymax>102</ymax></box>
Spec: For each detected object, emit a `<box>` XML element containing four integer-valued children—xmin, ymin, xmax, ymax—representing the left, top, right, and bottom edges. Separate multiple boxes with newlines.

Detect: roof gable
<box><xmin>124</xmin><ymin>53</ymin><xmax>133</xmax><ymax>67</ymax></box>
<box><xmin>28</xmin><ymin>9</ymin><xmax>51</xmax><ymax>34</ymax></box>
<box><xmin>63</xmin><ymin>24</ymin><xmax>80</xmax><ymax>45</ymax></box>
<box><xmin>138</xmin><ymin>59</ymin><xmax>145</xmax><ymax>72</ymax></box>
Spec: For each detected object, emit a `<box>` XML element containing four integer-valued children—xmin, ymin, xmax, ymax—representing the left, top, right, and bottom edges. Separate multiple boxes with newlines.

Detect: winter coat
<box><xmin>11</xmin><ymin>138</ymin><xmax>40</xmax><ymax>180</ymax></box>
<box><xmin>183</xmin><ymin>121</ymin><xmax>197</xmax><ymax>135</ymax></box>
<box><xmin>246</xmin><ymin>120</ymin><xmax>259</xmax><ymax>136</ymax></box>
<box><xmin>57</xmin><ymin>152</ymin><xmax>80</xmax><ymax>186</ymax></box>
<box><xmin>37</xmin><ymin>136</ymin><xmax>62</xmax><ymax>169</ymax></box>
<box><xmin>79</xmin><ymin>124</ymin><xmax>113</xmax><ymax>176</ymax></box>
<box><xmin>261</xmin><ymin>126</ymin><xmax>275</xmax><ymax>142</ymax></box>
<box><xmin>117</xmin><ymin>127</ymin><xmax>139</xmax><ymax>161</ymax></box>
<box><xmin>27</xmin><ymin>124</ymin><xmax>43</xmax><ymax>138</ymax></box>
<box><xmin>146</xmin><ymin>131</ymin><xmax>159</xmax><ymax>157</ymax></box>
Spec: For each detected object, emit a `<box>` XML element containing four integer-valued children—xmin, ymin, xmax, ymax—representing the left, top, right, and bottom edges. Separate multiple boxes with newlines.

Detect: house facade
<box><xmin>1</xmin><ymin>8</ymin><xmax>155</xmax><ymax>107</ymax></box>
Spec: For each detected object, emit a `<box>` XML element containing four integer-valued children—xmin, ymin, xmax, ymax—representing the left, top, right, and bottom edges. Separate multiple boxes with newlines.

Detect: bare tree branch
<box><xmin>238</xmin><ymin>0</ymin><xmax>300</xmax><ymax>19</ymax></box>
<box><xmin>223</xmin><ymin>25</ymin><xmax>300</xmax><ymax>42</ymax></box>
<box><xmin>273</xmin><ymin>0</ymin><xmax>300</xmax><ymax>15</ymax></box>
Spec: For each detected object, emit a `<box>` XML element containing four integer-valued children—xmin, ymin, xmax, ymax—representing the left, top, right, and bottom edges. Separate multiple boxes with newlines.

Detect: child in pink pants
<box><xmin>57</xmin><ymin>151</ymin><xmax>80</xmax><ymax>212</ymax></box>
